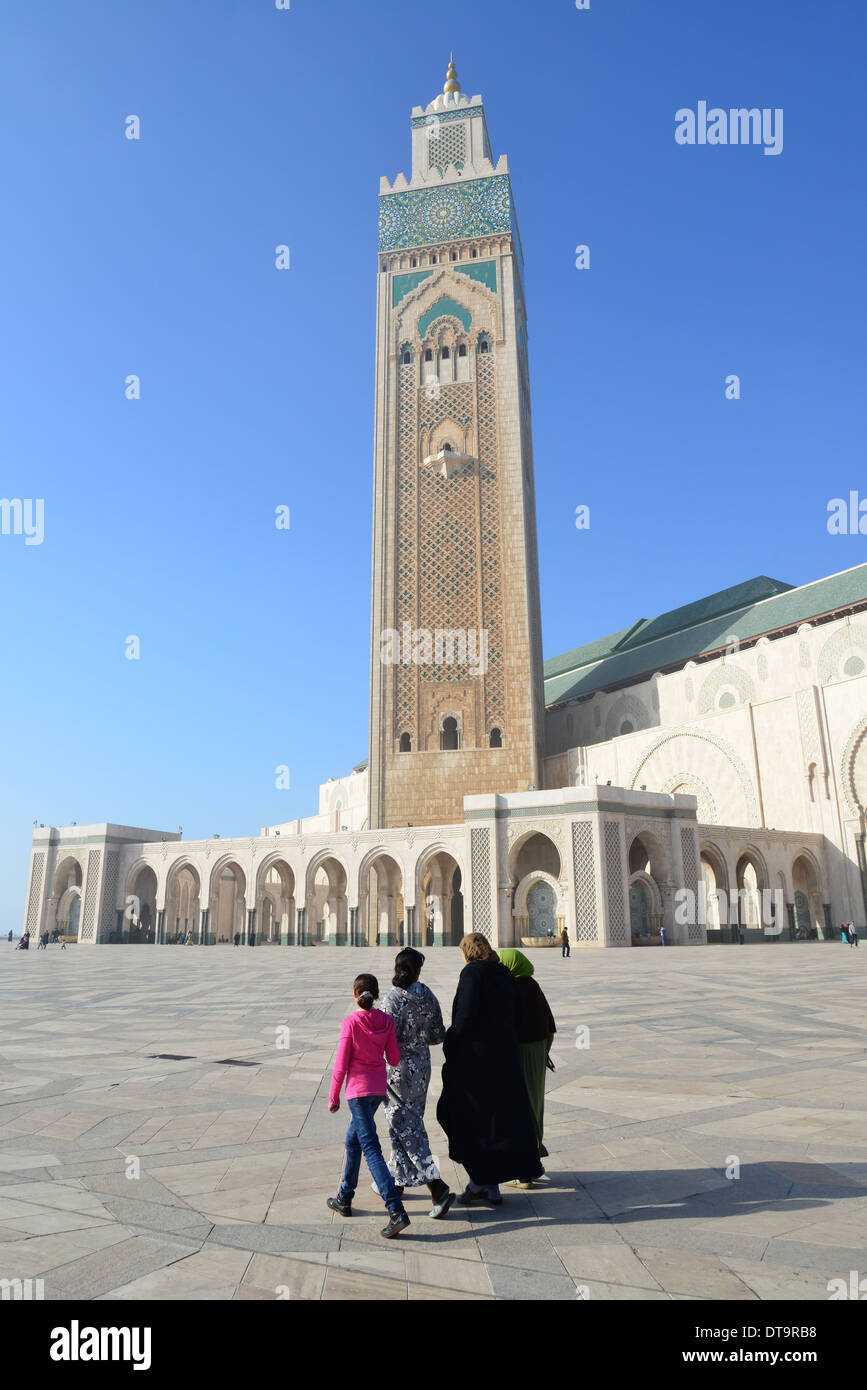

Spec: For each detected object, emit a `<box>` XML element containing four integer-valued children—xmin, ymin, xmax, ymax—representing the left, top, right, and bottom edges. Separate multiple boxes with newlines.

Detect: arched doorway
<box><xmin>735</xmin><ymin>851</ymin><xmax>767</xmax><ymax>943</ymax></box>
<box><xmin>527</xmin><ymin>880</ymin><xmax>557</xmax><ymax>937</ymax></box>
<box><xmin>208</xmin><ymin>862</ymin><xmax>243</xmax><ymax>945</ymax></box>
<box><xmin>629</xmin><ymin>880</ymin><xmax>650</xmax><ymax>938</ymax></box>
<box><xmin>257</xmin><ymin>860</ymin><xmax>295</xmax><ymax>946</ymax></box>
<box><xmin>700</xmin><ymin>843</ymin><xmax>729</xmax><ymax>942</ymax></box>
<box><xmin>417</xmin><ymin>849</ymin><xmax>463</xmax><ymax>946</ymax></box>
<box><xmin>627</xmin><ymin>835</ymin><xmax>665</xmax><ymax>943</ymax></box>
<box><xmin>125</xmin><ymin>865</ymin><xmax>157</xmax><ymax>943</ymax></box>
<box><xmin>509</xmin><ymin>833</ymin><xmax>562</xmax><ymax>945</ymax></box>
<box><xmin>308</xmin><ymin>856</ymin><xmax>348</xmax><ymax>945</ymax></box>
<box><xmin>362</xmin><ymin>853</ymin><xmax>404</xmax><ymax>947</ymax></box>
<box><xmin>792</xmin><ymin>854</ymin><xmax>824</xmax><ymax>940</ymax></box>
<box><xmin>50</xmin><ymin>857</ymin><xmax>83</xmax><ymax>944</ymax></box>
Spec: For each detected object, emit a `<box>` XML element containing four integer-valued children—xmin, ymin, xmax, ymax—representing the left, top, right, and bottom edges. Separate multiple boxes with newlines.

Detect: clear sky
<box><xmin>2</xmin><ymin>0</ymin><xmax>865</xmax><ymax>929</ymax></box>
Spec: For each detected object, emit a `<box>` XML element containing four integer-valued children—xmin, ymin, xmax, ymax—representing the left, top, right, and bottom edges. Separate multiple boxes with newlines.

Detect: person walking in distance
<box><xmin>560</xmin><ymin>926</ymin><xmax>570</xmax><ymax>959</ymax></box>
<box><xmin>327</xmin><ymin>974</ymin><xmax>411</xmax><ymax>1239</ymax></box>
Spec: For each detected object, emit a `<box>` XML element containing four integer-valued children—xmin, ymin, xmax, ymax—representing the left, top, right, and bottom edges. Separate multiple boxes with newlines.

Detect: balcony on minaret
<box><xmin>421</xmin><ymin>443</ymin><xmax>477</xmax><ymax>480</ymax></box>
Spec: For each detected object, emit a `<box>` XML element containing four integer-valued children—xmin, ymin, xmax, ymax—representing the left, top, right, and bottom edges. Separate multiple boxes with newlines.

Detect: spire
<box><xmin>443</xmin><ymin>54</ymin><xmax>461</xmax><ymax>95</ymax></box>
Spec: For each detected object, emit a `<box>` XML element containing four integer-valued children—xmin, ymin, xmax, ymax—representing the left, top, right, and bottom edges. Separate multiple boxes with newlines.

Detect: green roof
<box><xmin>544</xmin><ymin>564</ymin><xmax>867</xmax><ymax>707</ymax></box>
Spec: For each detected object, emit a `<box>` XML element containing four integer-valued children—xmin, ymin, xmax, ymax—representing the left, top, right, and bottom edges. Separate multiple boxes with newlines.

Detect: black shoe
<box><xmin>456</xmin><ymin>1185</ymin><xmax>501</xmax><ymax>1207</ymax></box>
<box><xmin>381</xmin><ymin>1207</ymin><xmax>410</xmax><ymax>1239</ymax></box>
<box><xmin>327</xmin><ymin>1195</ymin><xmax>352</xmax><ymax>1217</ymax></box>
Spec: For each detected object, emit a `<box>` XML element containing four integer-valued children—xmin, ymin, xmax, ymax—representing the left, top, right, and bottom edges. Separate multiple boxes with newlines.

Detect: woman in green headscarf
<box><xmin>498</xmin><ymin>948</ymin><xmax>557</xmax><ymax>1188</ymax></box>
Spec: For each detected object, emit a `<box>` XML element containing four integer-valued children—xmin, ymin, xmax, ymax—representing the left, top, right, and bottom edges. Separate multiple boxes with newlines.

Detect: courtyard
<box><xmin>0</xmin><ymin>942</ymin><xmax>865</xmax><ymax>1301</ymax></box>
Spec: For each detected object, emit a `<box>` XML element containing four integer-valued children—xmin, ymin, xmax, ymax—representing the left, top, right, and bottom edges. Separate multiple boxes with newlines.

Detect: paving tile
<box><xmin>322</xmin><ymin>1268</ymin><xmax>407</xmax><ymax>1300</ymax></box>
<box><xmin>3</xmin><ymin>944</ymin><xmax>866</xmax><ymax>1302</ymax></box>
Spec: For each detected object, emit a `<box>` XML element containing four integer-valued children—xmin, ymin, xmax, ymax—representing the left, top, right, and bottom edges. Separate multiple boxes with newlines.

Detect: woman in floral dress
<box><xmin>380</xmin><ymin>948</ymin><xmax>455</xmax><ymax>1219</ymax></box>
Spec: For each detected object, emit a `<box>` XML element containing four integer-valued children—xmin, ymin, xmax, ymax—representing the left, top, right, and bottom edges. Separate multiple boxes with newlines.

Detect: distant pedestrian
<box><xmin>738</xmin><ymin>927</ymin><xmax>745</xmax><ymax>945</ymax></box>
<box><xmin>7</xmin><ymin>930</ymin><xmax>12</xmax><ymax>944</ymax></box>
<box><xmin>660</xmin><ymin>926</ymin><xmax>666</xmax><ymax>947</ymax></box>
<box><xmin>849</xmin><ymin>924</ymin><xmax>859</xmax><ymax>949</ymax></box>
<box><xmin>37</xmin><ymin>934</ymin><xmax>47</xmax><ymax>950</ymax></box>
<box><xmin>327</xmin><ymin>973</ymin><xmax>410</xmax><ymax>1240</ymax></box>
<box><xmin>17</xmin><ymin>932</ymin><xmax>30</xmax><ymax>951</ymax></box>
<box><xmin>233</xmin><ymin>932</ymin><xmax>240</xmax><ymax>947</ymax></box>
<box><xmin>841</xmin><ymin>924</ymin><xmax>849</xmax><ymax>944</ymax></box>
<box><xmin>560</xmin><ymin>927</ymin><xmax>570</xmax><ymax>959</ymax></box>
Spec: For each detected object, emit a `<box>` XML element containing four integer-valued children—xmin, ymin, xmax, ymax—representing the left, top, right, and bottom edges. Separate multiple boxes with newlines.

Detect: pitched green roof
<box><xmin>544</xmin><ymin>564</ymin><xmax>867</xmax><ymax>707</ymax></box>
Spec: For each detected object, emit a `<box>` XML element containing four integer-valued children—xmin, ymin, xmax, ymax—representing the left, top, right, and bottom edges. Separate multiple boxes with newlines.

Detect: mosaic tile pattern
<box><xmin>379</xmin><ymin>176</ymin><xmax>512</xmax><ymax>252</ymax></box>
<box><xmin>411</xmin><ymin>107</ymin><xmax>484</xmax><ymax>129</ymax></box>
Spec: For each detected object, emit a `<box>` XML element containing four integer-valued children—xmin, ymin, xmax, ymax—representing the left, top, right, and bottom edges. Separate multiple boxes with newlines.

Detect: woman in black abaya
<box><xmin>436</xmin><ymin>933</ymin><xmax>543</xmax><ymax>1205</ymax></box>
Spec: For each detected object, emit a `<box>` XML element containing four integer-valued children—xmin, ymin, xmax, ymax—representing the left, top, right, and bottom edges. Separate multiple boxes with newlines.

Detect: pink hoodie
<box><xmin>329</xmin><ymin>1008</ymin><xmax>401</xmax><ymax>1107</ymax></box>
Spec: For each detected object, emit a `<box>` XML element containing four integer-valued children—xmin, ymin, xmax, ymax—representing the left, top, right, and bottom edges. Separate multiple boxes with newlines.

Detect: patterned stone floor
<box><xmin>0</xmin><ymin>941</ymin><xmax>865</xmax><ymax>1301</ymax></box>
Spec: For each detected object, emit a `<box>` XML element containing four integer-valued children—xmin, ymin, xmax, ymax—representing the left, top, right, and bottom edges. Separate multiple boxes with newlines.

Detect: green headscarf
<box><xmin>498</xmin><ymin>948</ymin><xmax>535</xmax><ymax>979</ymax></box>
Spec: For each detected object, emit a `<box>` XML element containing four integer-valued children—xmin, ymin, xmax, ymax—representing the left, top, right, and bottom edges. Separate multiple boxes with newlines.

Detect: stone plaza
<box><xmin>1</xmin><ymin>942</ymin><xmax>865</xmax><ymax>1301</ymax></box>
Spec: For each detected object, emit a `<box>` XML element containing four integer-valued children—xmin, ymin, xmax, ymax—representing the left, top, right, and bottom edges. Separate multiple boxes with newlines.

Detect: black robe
<box><xmin>436</xmin><ymin>959</ymin><xmax>543</xmax><ymax>1186</ymax></box>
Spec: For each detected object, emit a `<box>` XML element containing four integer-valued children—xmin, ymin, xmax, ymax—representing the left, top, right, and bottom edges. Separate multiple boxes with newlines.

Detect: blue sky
<box><xmin>1</xmin><ymin>0</ymin><xmax>865</xmax><ymax>928</ymax></box>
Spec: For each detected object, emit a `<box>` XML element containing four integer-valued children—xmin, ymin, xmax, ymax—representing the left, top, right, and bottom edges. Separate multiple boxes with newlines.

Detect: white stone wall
<box><xmin>543</xmin><ymin>611</ymin><xmax>867</xmax><ymax>926</ymax></box>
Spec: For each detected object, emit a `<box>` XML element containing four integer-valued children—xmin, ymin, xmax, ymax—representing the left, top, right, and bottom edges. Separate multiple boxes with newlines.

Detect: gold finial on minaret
<box><xmin>443</xmin><ymin>54</ymin><xmax>461</xmax><ymax>94</ymax></box>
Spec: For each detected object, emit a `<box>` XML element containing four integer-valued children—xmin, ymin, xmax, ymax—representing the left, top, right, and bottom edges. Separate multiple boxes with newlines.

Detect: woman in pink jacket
<box><xmin>327</xmin><ymin>974</ymin><xmax>410</xmax><ymax>1239</ymax></box>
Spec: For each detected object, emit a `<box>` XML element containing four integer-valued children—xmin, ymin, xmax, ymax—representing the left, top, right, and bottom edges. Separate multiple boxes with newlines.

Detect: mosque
<box><xmin>23</xmin><ymin>62</ymin><xmax>867</xmax><ymax>950</ymax></box>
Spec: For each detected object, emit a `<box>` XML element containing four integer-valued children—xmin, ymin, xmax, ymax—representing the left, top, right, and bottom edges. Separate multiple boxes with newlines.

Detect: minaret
<box><xmin>369</xmin><ymin>60</ymin><xmax>545</xmax><ymax>829</ymax></box>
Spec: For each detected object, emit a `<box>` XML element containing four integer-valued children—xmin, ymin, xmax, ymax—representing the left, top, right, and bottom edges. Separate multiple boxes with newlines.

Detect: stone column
<box><xmin>431</xmin><ymin>894</ymin><xmax>447</xmax><ymax>947</ymax></box>
<box><xmin>405</xmin><ymin>904</ymin><xmax>416</xmax><ymax>948</ymax></box>
<box><xmin>156</xmin><ymin>908</ymin><xmax>166</xmax><ymax>945</ymax></box>
<box><xmin>497</xmin><ymin>881</ymin><xmax>512</xmax><ymax>947</ymax></box>
<box><xmin>325</xmin><ymin>895</ymin><xmax>338</xmax><ymax>946</ymax></box>
<box><xmin>660</xmin><ymin>882</ymin><xmax>680</xmax><ymax>944</ymax></box>
<box><xmin>358</xmin><ymin>889</ymin><xmax>371</xmax><ymax>945</ymax></box>
<box><xmin>377</xmin><ymin>896</ymin><xmax>388</xmax><ymax>947</ymax></box>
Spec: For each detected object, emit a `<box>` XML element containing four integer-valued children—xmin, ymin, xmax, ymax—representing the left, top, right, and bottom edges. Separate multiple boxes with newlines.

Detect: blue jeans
<box><xmin>337</xmin><ymin>1096</ymin><xmax>400</xmax><ymax>1211</ymax></box>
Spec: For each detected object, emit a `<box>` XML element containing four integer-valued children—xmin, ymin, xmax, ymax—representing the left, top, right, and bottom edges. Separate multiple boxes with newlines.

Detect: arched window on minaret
<box><xmin>489</xmin><ymin>728</ymin><xmax>503</xmax><ymax>749</ymax></box>
<box><xmin>399</xmin><ymin>733</ymin><xmax>412</xmax><ymax>753</ymax></box>
<box><xmin>400</xmin><ymin>343</ymin><xmax>413</xmax><ymax>365</ymax></box>
<box><xmin>478</xmin><ymin>334</ymin><xmax>491</xmax><ymax>355</ymax></box>
<box><xmin>440</xmin><ymin>717</ymin><xmax>459</xmax><ymax>751</ymax></box>
<box><xmin>424</xmin><ymin>349</ymin><xmax>433</xmax><ymax>362</ymax></box>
